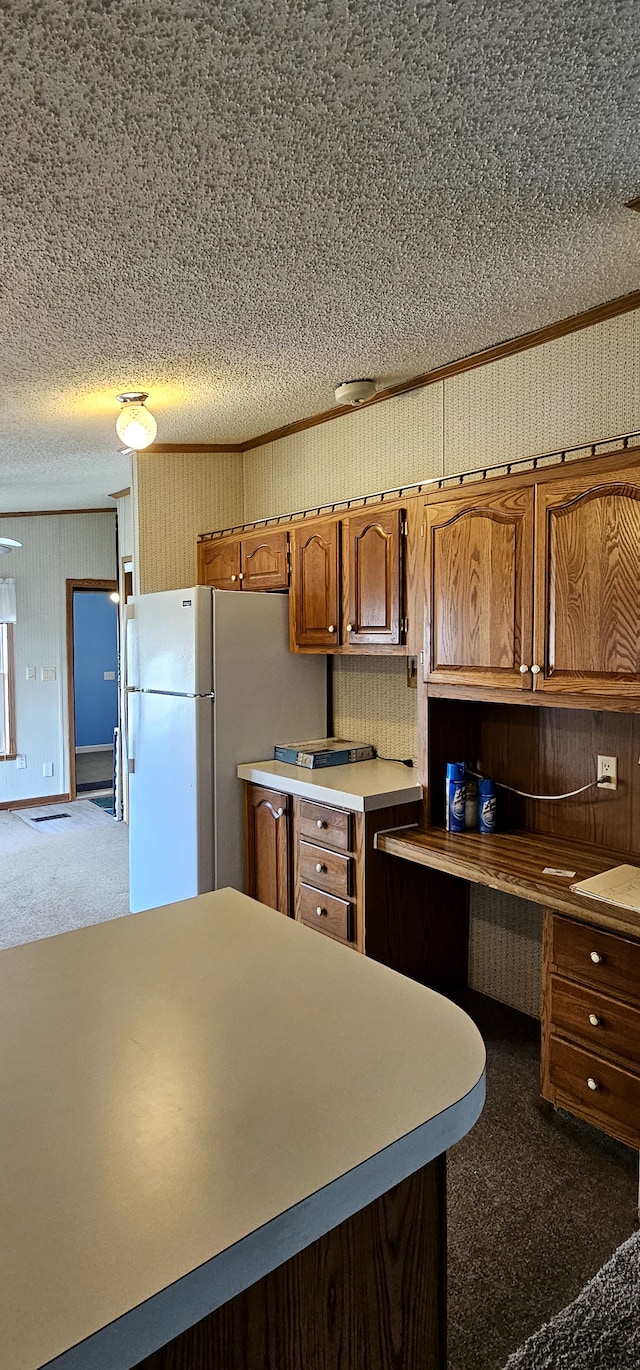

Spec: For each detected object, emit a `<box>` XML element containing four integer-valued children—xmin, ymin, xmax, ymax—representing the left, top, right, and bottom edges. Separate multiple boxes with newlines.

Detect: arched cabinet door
<box><xmin>290</xmin><ymin>519</ymin><xmax>340</xmax><ymax>650</ymax></box>
<box><xmin>243</xmin><ymin>784</ymin><xmax>290</xmax><ymax>915</ymax></box>
<box><xmin>533</xmin><ymin>467</ymin><xmax>640</xmax><ymax>698</ymax></box>
<box><xmin>241</xmin><ymin>530</ymin><xmax>289</xmax><ymax>591</ymax></box>
<box><xmin>198</xmin><ymin>537</ymin><xmax>241</xmax><ymax>589</ymax></box>
<box><xmin>424</xmin><ymin>484</ymin><xmax>534</xmax><ymax>688</ymax></box>
<box><xmin>343</xmin><ymin>508</ymin><xmax>404</xmax><ymax>646</ymax></box>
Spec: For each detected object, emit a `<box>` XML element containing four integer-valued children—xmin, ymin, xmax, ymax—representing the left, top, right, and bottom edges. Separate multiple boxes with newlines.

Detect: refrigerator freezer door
<box><xmin>128</xmin><ymin>587</ymin><xmax>213</xmax><ymax>695</ymax></box>
<box><xmin>128</xmin><ymin>690</ymin><xmax>214</xmax><ymax>913</ymax></box>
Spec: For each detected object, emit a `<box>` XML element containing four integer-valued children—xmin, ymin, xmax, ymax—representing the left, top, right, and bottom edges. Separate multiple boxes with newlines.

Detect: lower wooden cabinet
<box><xmin>242</xmin><ymin>782</ymin><xmax>469</xmax><ymax>991</ymax></box>
<box><xmin>243</xmin><ymin>785</ymin><xmax>290</xmax><ymax>915</ymax></box>
<box><xmin>541</xmin><ymin>911</ymin><xmax>640</xmax><ymax>1148</ymax></box>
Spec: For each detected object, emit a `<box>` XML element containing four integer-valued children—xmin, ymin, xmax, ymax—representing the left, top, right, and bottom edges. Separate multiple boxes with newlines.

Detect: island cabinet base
<box><xmin>135</xmin><ymin>1157</ymin><xmax>446</xmax><ymax>1370</ymax></box>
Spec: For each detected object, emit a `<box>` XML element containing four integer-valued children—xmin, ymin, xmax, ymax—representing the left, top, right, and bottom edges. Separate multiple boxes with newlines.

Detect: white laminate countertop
<box><xmin>236</xmin><ymin>757</ymin><xmax>423</xmax><ymax>810</ymax></box>
<box><xmin>0</xmin><ymin>889</ymin><xmax>484</xmax><ymax>1370</ymax></box>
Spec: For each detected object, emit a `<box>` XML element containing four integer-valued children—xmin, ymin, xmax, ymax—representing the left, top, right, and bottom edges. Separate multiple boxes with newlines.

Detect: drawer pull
<box><xmin>316</xmin><ymin>906</ymin><xmax>327</xmax><ymax>917</ymax></box>
<box><xmin>588</xmin><ymin>1013</ymin><xmax>601</xmax><ymax>1027</ymax></box>
<box><xmin>586</xmin><ymin>1077</ymin><xmax>599</xmax><ymax>1091</ymax></box>
<box><xmin>316</xmin><ymin>819</ymin><xmax>327</xmax><ymax>829</ymax></box>
<box><xmin>315</xmin><ymin>862</ymin><xmax>326</xmax><ymax>873</ymax></box>
<box><xmin>590</xmin><ymin>951</ymin><xmax>603</xmax><ymax>964</ymax></box>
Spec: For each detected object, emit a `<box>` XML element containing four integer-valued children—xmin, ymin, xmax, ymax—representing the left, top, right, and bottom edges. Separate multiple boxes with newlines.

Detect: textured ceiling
<box><xmin>0</xmin><ymin>0</ymin><xmax>639</xmax><ymax>509</ymax></box>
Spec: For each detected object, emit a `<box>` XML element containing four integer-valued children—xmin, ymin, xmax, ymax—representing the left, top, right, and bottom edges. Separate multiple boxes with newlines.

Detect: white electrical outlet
<box><xmin>41</xmin><ymin>667</ymin><xmax>56</xmax><ymax>681</ymax></box>
<box><xmin>16</xmin><ymin>755</ymin><xmax>26</xmax><ymax>769</ymax></box>
<box><xmin>597</xmin><ymin>755</ymin><xmax>617</xmax><ymax>790</ymax></box>
<box><xmin>42</xmin><ymin>762</ymin><xmax>54</xmax><ymax>778</ymax></box>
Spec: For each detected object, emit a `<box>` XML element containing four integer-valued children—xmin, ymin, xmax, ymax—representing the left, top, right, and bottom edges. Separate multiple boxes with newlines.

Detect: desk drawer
<box><xmin>550</xmin><ymin>975</ymin><xmax>640</xmax><ymax>1070</ymax></box>
<box><xmin>298</xmin><ymin>800</ymin><xmax>352</xmax><ymax>852</ymax></box>
<box><xmin>551</xmin><ymin>916</ymin><xmax>640</xmax><ymax>1003</ymax></box>
<box><xmin>298</xmin><ymin>840</ymin><xmax>353</xmax><ymax>898</ymax></box>
<box><xmin>298</xmin><ymin>883</ymin><xmax>353</xmax><ymax>944</ymax></box>
<box><xmin>548</xmin><ymin>1037</ymin><xmax>640</xmax><ymax>1149</ymax></box>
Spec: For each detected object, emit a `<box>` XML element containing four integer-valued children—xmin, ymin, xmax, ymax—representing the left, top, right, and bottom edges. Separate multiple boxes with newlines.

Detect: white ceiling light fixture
<box><xmin>115</xmin><ymin>391</ymin><xmax>157</xmax><ymax>450</ymax></box>
<box><xmin>334</xmin><ymin>379</ymin><xmax>377</xmax><ymax>407</ymax></box>
<box><xmin>0</xmin><ymin>537</ymin><xmax>22</xmax><ymax>555</ymax></box>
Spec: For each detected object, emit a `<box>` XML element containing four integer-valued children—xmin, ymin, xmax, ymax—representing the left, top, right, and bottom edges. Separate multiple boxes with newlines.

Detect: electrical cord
<box><xmin>375</xmin><ymin>753</ymin><xmax>415</xmax><ymax>768</ymax></box>
<box><xmin>467</xmin><ymin>769</ymin><xmax>611</xmax><ymax>802</ymax></box>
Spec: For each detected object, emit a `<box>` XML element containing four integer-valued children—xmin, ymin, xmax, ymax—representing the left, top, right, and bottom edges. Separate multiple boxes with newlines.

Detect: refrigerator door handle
<box><xmin>126</xmin><ymin>689</ymin><xmax>137</xmax><ymax>774</ymax></box>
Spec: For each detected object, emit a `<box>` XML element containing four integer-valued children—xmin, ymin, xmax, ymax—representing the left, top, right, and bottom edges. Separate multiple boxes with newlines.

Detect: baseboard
<box><xmin>1</xmin><ymin>792</ymin><xmax>71</xmax><ymax>812</ymax></box>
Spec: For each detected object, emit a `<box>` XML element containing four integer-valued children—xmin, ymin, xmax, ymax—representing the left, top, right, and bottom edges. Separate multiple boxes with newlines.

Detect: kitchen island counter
<box><xmin>1</xmin><ymin>888</ymin><xmax>484</xmax><ymax>1370</ymax></box>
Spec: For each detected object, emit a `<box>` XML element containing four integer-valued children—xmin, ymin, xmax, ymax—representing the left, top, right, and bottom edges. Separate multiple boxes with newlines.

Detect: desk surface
<box><xmin>0</xmin><ymin>889</ymin><xmax>484</xmax><ymax>1370</ymax></box>
<box><xmin>376</xmin><ymin>826</ymin><xmax>640</xmax><ymax>938</ymax></box>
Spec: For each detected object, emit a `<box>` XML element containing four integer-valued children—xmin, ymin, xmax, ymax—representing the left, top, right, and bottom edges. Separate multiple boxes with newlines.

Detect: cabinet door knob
<box><xmin>587</xmin><ymin>1077</ymin><xmax>599</xmax><ymax>1091</ymax></box>
<box><xmin>230</xmin><ymin>575</ymin><xmax>237</xmax><ymax>581</ymax></box>
<box><xmin>346</xmin><ymin>623</ymin><xmax>353</xmax><ymax>632</ymax></box>
<box><xmin>590</xmin><ymin>951</ymin><xmax>603</xmax><ymax>964</ymax></box>
<box><xmin>315</xmin><ymin>862</ymin><xmax>326</xmax><ymax>873</ymax></box>
<box><xmin>519</xmin><ymin>664</ymin><xmax>530</xmax><ymax>674</ymax></box>
<box><xmin>316</xmin><ymin>906</ymin><xmax>327</xmax><ymax>917</ymax></box>
<box><xmin>531</xmin><ymin>664</ymin><xmax>541</xmax><ymax>674</ymax></box>
<box><xmin>588</xmin><ymin>1013</ymin><xmax>601</xmax><ymax>1027</ymax></box>
<box><xmin>238</xmin><ymin>572</ymin><xmax>244</xmax><ymax>580</ymax></box>
<box><xmin>316</xmin><ymin>819</ymin><xmax>326</xmax><ymax>829</ymax></box>
<box><xmin>328</xmin><ymin>624</ymin><xmax>335</xmax><ymax>633</ymax></box>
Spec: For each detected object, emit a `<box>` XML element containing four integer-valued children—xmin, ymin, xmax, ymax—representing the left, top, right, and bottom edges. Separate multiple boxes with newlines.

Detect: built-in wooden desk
<box><xmin>374</xmin><ymin>826</ymin><xmax>640</xmax><ymax>939</ymax></box>
<box><xmin>376</xmin><ymin>825</ymin><xmax>640</xmax><ymax>1151</ymax></box>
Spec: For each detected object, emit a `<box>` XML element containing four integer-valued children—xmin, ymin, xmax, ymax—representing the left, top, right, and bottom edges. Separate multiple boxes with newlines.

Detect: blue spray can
<box><xmin>478</xmin><ymin>777</ymin><xmax>497</xmax><ymax>834</ymax></box>
<box><xmin>445</xmin><ymin>763</ymin><xmax>466</xmax><ymax>832</ymax></box>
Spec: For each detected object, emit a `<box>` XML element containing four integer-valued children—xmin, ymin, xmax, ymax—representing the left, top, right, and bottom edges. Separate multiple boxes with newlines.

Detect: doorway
<box><xmin>66</xmin><ymin>579</ymin><xmax>119</xmax><ymax>803</ymax></box>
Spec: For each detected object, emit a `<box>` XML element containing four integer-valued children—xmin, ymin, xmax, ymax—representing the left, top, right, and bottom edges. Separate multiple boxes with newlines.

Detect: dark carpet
<box><xmin>503</xmin><ymin>1227</ymin><xmax>640</xmax><ymax>1369</ymax></box>
<box><xmin>447</xmin><ymin>993</ymin><xmax>638</xmax><ymax>1370</ymax></box>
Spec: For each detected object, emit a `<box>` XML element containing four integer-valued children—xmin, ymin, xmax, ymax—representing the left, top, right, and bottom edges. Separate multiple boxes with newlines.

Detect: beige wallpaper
<box><xmin>136</xmin><ymin>450</ymin><xmax>243</xmax><ymax>593</ymax></box>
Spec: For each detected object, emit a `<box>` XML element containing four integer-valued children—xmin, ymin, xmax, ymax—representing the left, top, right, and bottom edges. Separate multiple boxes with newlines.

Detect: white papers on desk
<box><xmin>570</xmin><ymin>865</ymin><xmax>640</xmax><ymax>913</ymax></box>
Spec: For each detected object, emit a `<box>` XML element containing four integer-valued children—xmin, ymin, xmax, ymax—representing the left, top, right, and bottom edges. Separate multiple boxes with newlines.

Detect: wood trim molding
<box><xmin>66</xmin><ymin>578</ymin><xmax>118</xmax><ymax>802</ymax></box>
<box><xmin>108</xmin><ymin>488</ymin><xmax>131</xmax><ymax>500</ymax></box>
<box><xmin>145</xmin><ymin>443</ymin><xmax>244</xmax><ymax>454</ymax></box>
<box><xmin>0</xmin><ymin>791</ymin><xmax>70</xmax><ymax>811</ymax></box>
<box><xmin>0</xmin><ymin>508</ymin><xmax>115</xmax><ymax>518</ymax></box>
<box><xmin>241</xmin><ymin>288</ymin><xmax>640</xmax><ymax>453</ymax></box>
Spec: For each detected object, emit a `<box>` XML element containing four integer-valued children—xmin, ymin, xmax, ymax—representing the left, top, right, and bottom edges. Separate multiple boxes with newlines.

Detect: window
<box><xmin>0</xmin><ymin>624</ymin><xmax>15</xmax><ymax>758</ymax></box>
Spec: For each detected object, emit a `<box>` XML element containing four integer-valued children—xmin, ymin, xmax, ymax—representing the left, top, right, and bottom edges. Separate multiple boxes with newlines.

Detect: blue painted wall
<box><xmin>73</xmin><ymin>590</ymin><xmax>118</xmax><ymax>747</ymax></box>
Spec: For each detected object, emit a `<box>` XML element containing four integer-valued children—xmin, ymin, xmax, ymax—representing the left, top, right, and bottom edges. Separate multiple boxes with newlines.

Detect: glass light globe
<box><xmin>115</xmin><ymin>400</ymin><xmax>157</xmax><ymax>450</ymax></box>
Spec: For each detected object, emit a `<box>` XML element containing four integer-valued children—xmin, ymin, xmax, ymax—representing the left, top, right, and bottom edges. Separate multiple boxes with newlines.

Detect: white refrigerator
<box><xmin>126</xmin><ymin>587</ymin><xmax>326</xmax><ymax>913</ymax></box>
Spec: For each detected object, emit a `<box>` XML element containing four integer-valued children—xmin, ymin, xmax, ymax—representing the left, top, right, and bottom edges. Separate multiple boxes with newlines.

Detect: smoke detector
<box><xmin>334</xmin><ymin>379</ymin><xmax>376</xmax><ymax>406</ymax></box>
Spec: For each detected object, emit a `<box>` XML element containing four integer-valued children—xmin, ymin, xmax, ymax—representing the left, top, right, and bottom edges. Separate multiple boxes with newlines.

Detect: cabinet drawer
<box><xmin>298</xmin><ymin>840</ymin><xmax>352</xmax><ymax>898</ymax></box>
<box><xmin>550</xmin><ymin>975</ymin><xmax>640</xmax><ymax>1070</ymax></box>
<box><xmin>298</xmin><ymin>883</ymin><xmax>353</xmax><ymax>944</ymax></box>
<box><xmin>548</xmin><ymin>1036</ymin><xmax>640</xmax><ymax>1148</ymax></box>
<box><xmin>551</xmin><ymin>916</ymin><xmax>640</xmax><ymax>1003</ymax></box>
<box><xmin>298</xmin><ymin>800</ymin><xmax>352</xmax><ymax>852</ymax></box>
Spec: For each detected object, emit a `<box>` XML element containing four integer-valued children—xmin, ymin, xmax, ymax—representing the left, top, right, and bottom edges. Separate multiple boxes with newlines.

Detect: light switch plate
<box><xmin>41</xmin><ymin>667</ymin><xmax>56</xmax><ymax>681</ymax></box>
<box><xmin>26</xmin><ymin>666</ymin><xmax>36</xmax><ymax>681</ymax></box>
<box><xmin>42</xmin><ymin>762</ymin><xmax>54</xmax><ymax>777</ymax></box>
<box><xmin>103</xmin><ymin>670</ymin><xmax>116</xmax><ymax>680</ymax></box>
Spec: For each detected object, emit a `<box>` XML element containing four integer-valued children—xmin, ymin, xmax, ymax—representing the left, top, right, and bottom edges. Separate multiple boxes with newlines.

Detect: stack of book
<box><xmin>274</xmin><ymin>737</ymin><xmax>376</xmax><ymax>770</ymax></box>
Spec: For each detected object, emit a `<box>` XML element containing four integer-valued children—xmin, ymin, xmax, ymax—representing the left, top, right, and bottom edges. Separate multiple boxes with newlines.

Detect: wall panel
<box><xmin>0</xmin><ymin>513</ymin><xmax>117</xmax><ymax>803</ymax></box>
<box><xmin>136</xmin><ymin>451</ymin><xmax>243</xmax><ymax>593</ymax></box>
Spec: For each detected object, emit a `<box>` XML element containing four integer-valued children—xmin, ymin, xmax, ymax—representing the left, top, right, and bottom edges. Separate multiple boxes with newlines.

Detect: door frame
<box><xmin>66</xmin><ymin>578</ymin><xmax>118</xmax><ymax>801</ymax></box>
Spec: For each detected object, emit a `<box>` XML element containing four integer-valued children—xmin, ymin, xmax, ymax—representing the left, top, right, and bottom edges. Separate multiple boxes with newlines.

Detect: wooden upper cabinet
<box><xmin>198</xmin><ymin>530</ymin><xmax>289</xmax><ymax>591</ymax></box>
<box><xmin>534</xmin><ymin>465</ymin><xmax>640</xmax><ymax>698</ymax></box>
<box><xmin>343</xmin><ymin>508</ymin><xmax>404</xmax><ymax>646</ymax></box>
<box><xmin>198</xmin><ymin>537</ymin><xmax>241</xmax><ymax>589</ymax></box>
<box><xmin>425</xmin><ymin>484</ymin><xmax>534</xmax><ymax>689</ymax></box>
<box><xmin>243</xmin><ymin>784</ymin><xmax>290</xmax><ymax>916</ymax></box>
<box><xmin>290</xmin><ymin>518</ymin><xmax>340</xmax><ymax>650</ymax></box>
<box><xmin>241</xmin><ymin>529</ymin><xmax>289</xmax><ymax>591</ymax></box>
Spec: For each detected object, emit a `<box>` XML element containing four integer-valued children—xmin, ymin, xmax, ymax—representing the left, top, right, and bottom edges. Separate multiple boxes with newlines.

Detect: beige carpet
<box><xmin>0</xmin><ymin>802</ymin><xmax>130</xmax><ymax>949</ymax></box>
